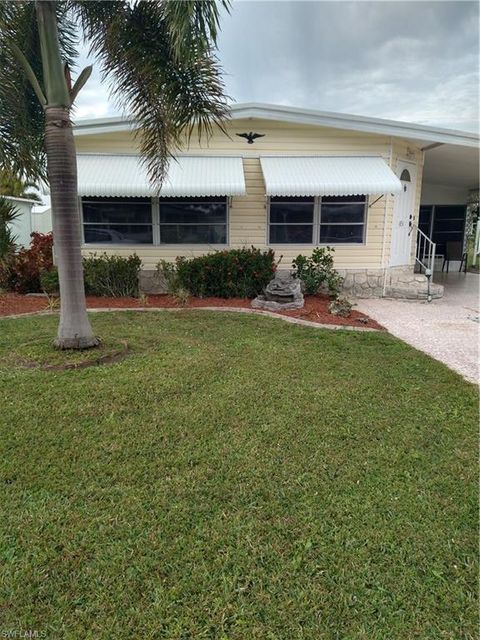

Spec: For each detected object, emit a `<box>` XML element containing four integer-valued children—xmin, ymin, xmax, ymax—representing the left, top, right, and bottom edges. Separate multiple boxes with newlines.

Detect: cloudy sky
<box><xmin>75</xmin><ymin>0</ymin><xmax>479</xmax><ymax>132</ymax></box>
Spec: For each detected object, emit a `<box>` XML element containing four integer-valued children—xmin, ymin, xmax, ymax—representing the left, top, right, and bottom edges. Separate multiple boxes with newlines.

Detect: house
<box><xmin>31</xmin><ymin>207</ymin><xmax>53</xmax><ymax>235</ymax></box>
<box><xmin>4</xmin><ymin>196</ymin><xmax>37</xmax><ymax>247</ymax></box>
<box><xmin>72</xmin><ymin>103</ymin><xmax>479</xmax><ymax>298</ymax></box>
<box><xmin>3</xmin><ymin>197</ymin><xmax>53</xmax><ymax>247</ymax></box>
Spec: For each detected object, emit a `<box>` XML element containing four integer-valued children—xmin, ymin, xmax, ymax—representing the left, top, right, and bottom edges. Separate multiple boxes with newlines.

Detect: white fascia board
<box><xmin>231</xmin><ymin>103</ymin><xmax>480</xmax><ymax>148</ymax></box>
<box><xmin>72</xmin><ymin>116</ymin><xmax>137</xmax><ymax>136</ymax></box>
<box><xmin>3</xmin><ymin>195</ymin><xmax>37</xmax><ymax>204</ymax></box>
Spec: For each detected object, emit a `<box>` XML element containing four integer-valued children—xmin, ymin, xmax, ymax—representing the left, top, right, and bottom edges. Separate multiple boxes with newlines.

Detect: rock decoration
<box><xmin>251</xmin><ymin>273</ymin><xmax>304</xmax><ymax>311</ymax></box>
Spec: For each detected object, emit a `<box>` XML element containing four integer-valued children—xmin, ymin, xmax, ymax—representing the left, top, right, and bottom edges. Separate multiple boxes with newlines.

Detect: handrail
<box><xmin>409</xmin><ymin>223</ymin><xmax>436</xmax><ymax>302</ymax></box>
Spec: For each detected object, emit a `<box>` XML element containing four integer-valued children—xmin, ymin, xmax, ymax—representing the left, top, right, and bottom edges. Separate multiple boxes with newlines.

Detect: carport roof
<box><xmin>422</xmin><ymin>144</ymin><xmax>479</xmax><ymax>190</ymax></box>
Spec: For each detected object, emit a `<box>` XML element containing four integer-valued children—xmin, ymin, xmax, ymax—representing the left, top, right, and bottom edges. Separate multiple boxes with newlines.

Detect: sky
<box><xmin>74</xmin><ymin>0</ymin><xmax>479</xmax><ymax>132</ymax></box>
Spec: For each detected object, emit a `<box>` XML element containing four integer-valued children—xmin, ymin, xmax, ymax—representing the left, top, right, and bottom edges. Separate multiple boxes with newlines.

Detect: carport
<box><xmin>420</xmin><ymin>142</ymin><xmax>479</xmax><ymax>272</ymax></box>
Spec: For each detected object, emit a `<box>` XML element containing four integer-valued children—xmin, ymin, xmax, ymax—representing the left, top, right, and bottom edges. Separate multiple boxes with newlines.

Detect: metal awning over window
<box><xmin>260</xmin><ymin>156</ymin><xmax>402</xmax><ymax>197</ymax></box>
<box><xmin>76</xmin><ymin>154</ymin><xmax>246</xmax><ymax>197</ymax></box>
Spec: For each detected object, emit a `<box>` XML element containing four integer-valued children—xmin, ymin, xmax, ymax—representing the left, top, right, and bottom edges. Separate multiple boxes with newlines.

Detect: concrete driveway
<box><xmin>356</xmin><ymin>272</ymin><xmax>479</xmax><ymax>384</ymax></box>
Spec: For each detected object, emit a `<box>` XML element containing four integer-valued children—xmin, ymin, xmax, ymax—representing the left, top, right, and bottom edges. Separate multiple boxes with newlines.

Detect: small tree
<box><xmin>0</xmin><ymin>1</ymin><xmax>229</xmax><ymax>348</ymax></box>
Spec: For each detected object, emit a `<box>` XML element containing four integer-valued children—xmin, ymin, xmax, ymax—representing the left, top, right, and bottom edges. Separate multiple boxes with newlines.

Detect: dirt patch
<box><xmin>271</xmin><ymin>296</ymin><xmax>384</xmax><ymax>329</ymax></box>
<box><xmin>0</xmin><ymin>293</ymin><xmax>383</xmax><ymax>330</ymax></box>
<box><xmin>0</xmin><ymin>293</ymin><xmax>48</xmax><ymax>316</ymax></box>
<box><xmin>6</xmin><ymin>338</ymin><xmax>129</xmax><ymax>371</ymax></box>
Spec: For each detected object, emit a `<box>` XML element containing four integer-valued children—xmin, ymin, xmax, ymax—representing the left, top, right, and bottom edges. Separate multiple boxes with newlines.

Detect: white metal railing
<box><xmin>410</xmin><ymin>223</ymin><xmax>436</xmax><ymax>302</ymax></box>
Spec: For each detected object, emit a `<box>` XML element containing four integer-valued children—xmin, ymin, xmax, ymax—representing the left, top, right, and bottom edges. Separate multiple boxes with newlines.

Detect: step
<box><xmin>384</xmin><ymin>282</ymin><xmax>444</xmax><ymax>300</ymax></box>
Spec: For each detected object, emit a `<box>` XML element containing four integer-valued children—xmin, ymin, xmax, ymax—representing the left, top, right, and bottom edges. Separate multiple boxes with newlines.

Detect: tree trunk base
<box><xmin>54</xmin><ymin>335</ymin><xmax>100</xmax><ymax>350</ymax></box>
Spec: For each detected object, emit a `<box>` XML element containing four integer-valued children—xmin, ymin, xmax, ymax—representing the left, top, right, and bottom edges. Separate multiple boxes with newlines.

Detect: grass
<box><xmin>0</xmin><ymin>311</ymin><xmax>477</xmax><ymax>639</ymax></box>
<box><xmin>1</xmin><ymin>336</ymin><xmax>125</xmax><ymax>369</ymax></box>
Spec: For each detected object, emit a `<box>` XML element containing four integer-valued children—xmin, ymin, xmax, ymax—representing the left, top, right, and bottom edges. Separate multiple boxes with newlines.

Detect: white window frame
<box><xmin>267</xmin><ymin>196</ymin><xmax>368</xmax><ymax>247</ymax></box>
<box><xmin>80</xmin><ymin>196</ymin><xmax>230</xmax><ymax>248</ymax></box>
<box><xmin>266</xmin><ymin>196</ymin><xmax>317</xmax><ymax>246</ymax></box>
<box><xmin>158</xmin><ymin>197</ymin><xmax>229</xmax><ymax>247</ymax></box>
<box><xmin>317</xmin><ymin>196</ymin><xmax>368</xmax><ymax>246</ymax></box>
<box><xmin>80</xmin><ymin>197</ymin><xmax>154</xmax><ymax>247</ymax></box>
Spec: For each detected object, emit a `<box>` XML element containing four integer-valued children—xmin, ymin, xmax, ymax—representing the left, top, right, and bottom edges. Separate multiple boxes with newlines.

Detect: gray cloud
<box><xmin>74</xmin><ymin>1</ymin><xmax>479</xmax><ymax>131</ymax></box>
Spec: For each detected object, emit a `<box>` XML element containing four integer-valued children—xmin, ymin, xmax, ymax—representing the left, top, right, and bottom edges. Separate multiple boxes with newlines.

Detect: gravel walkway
<box><xmin>356</xmin><ymin>272</ymin><xmax>479</xmax><ymax>384</ymax></box>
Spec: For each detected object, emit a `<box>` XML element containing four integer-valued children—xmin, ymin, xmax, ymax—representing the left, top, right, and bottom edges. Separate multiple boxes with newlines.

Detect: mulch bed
<box><xmin>0</xmin><ymin>293</ymin><xmax>383</xmax><ymax>330</ymax></box>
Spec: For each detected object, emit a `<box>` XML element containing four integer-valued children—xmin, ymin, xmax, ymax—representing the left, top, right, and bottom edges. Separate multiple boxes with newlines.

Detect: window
<box><xmin>269</xmin><ymin>195</ymin><xmax>366</xmax><ymax>244</ymax></box>
<box><xmin>81</xmin><ymin>196</ymin><xmax>228</xmax><ymax>245</ymax></box>
<box><xmin>319</xmin><ymin>195</ymin><xmax>366</xmax><ymax>244</ymax></box>
<box><xmin>269</xmin><ymin>197</ymin><xmax>314</xmax><ymax>244</ymax></box>
<box><xmin>418</xmin><ymin>205</ymin><xmax>467</xmax><ymax>255</ymax></box>
<box><xmin>159</xmin><ymin>197</ymin><xmax>227</xmax><ymax>244</ymax></box>
<box><xmin>82</xmin><ymin>197</ymin><xmax>153</xmax><ymax>244</ymax></box>
<box><xmin>419</xmin><ymin>205</ymin><xmax>433</xmax><ymax>238</ymax></box>
<box><xmin>431</xmin><ymin>205</ymin><xmax>466</xmax><ymax>255</ymax></box>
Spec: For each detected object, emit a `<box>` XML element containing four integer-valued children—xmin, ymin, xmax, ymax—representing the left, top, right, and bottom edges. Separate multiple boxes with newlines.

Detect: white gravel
<box><xmin>355</xmin><ymin>272</ymin><xmax>479</xmax><ymax>384</ymax></box>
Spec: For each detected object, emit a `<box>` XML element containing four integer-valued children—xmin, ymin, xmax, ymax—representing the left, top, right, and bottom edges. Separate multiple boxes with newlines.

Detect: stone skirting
<box><xmin>336</xmin><ymin>269</ymin><xmax>384</xmax><ymax>298</ymax></box>
<box><xmin>336</xmin><ymin>267</ymin><xmax>443</xmax><ymax>299</ymax></box>
<box><xmin>382</xmin><ymin>266</ymin><xmax>444</xmax><ymax>300</ymax></box>
<box><xmin>139</xmin><ymin>266</ymin><xmax>444</xmax><ymax>299</ymax></box>
<box><xmin>139</xmin><ymin>270</ymin><xmax>167</xmax><ymax>294</ymax></box>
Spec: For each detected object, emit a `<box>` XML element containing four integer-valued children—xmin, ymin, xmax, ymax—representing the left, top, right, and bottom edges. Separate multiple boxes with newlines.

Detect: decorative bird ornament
<box><xmin>236</xmin><ymin>132</ymin><xmax>265</xmax><ymax>144</ymax></box>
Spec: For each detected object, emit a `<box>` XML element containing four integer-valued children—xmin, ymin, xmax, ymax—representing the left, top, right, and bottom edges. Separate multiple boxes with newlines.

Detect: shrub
<box><xmin>83</xmin><ymin>253</ymin><xmax>142</xmax><ymax>297</ymax></box>
<box><xmin>292</xmin><ymin>247</ymin><xmax>343</xmax><ymax>297</ymax></box>
<box><xmin>159</xmin><ymin>247</ymin><xmax>277</xmax><ymax>298</ymax></box>
<box><xmin>158</xmin><ymin>259</ymin><xmax>182</xmax><ymax>294</ymax></box>
<box><xmin>40</xmin><ymin>267</ymin><xmax>59</xmax><ymax>295</ymax></box>
<box><xmin>328</xmin><ymin>297</ymin><xmax>353</xmax><ymax>318</ymax></box>
<box><xmin>0</xmin><ymin>197</ymin><xmax>19</xmax><ymax>259</ymax></box>
<box><xmin>0</xmin><ymin>232</ymin><xmax>53</xmax><ymax>293</ymax></box>
<box><xmin>173</xmin><ymin>287</ymin><xmax>190</xmax><ymax>307</ymax></box>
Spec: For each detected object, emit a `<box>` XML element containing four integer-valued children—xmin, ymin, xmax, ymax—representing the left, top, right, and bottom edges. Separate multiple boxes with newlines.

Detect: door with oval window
<box><xmin>390</xmin><ymin>161</ymin><xmax>416</xmax><ymax>266</ymax></box>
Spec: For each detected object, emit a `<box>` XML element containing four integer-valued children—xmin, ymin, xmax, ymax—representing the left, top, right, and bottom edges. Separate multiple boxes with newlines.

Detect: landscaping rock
<box><xmin>251</xmin><ymin>273</ymin><xmax>304</xmax><ymax>311</ymax></box>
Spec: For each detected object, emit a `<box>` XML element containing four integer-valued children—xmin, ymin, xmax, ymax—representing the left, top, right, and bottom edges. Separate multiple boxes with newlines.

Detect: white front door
<box><xmin>390</xmin><ymin>161</ymin><xmax>416</xmax><ymax>267</ymax></box>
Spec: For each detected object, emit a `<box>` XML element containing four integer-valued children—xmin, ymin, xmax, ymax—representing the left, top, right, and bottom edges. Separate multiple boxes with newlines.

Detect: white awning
<box><xmin>76</xmin><ymin>154</ymin><xmax>246</xmax><ymax>197</ymax></box>
<box><xmin>260</xmin><ymin>156</ymin><xmax>402</xmax><ymax>196</ymax></box>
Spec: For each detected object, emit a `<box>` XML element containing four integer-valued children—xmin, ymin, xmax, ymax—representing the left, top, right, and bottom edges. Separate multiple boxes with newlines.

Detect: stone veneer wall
<box><xmin>139</xmin><ymin>270</ymin><xmax>168</xmax><ymax>294</ymax></box>
<box><xmin>336</xmin><ymin>269</ymin><xmax>384</xmax><ymax>298</ymax></box>
<box><xmin>339</xmin><ymin>266</ymin><xmax>443</xmax><ymax>299</ymax></box>
<box><xmin>139</xmin><ymin>266</ymin><xmax>444</xmax><ymax>299</ymax></box>
<box><xmin>382</xmin><ymin>266</ymin><xmax>443</xmax><ymax>300</ymax></box>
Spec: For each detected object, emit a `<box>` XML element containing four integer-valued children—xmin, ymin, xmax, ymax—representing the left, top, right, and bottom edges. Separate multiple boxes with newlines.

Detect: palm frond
<box><xmin>0</xmin><ymin>196</ymin><xmax>20</xmax><ymax>257</ymax></box>
<box><xmin>159</xmin><ymin>0</ymin><xmax>230</xmax><ymax>62</ymax></box>
<box><xmin>72</xmin><ymin>0</ymin><xmax>230</xmax><ymax>187</ymax></box>
<box><xmin>0</xmin><ymin>168</ymin><xmax>41</xmax><ymax>202</ymax></box>
<box><xmin>0</xmin><ymin>2</ymin><xmax>46</xmax><ymax>181</ymax></box>
<box><xmin>0</xmin><ymin>1</ymin><xmax>78</xmax><ymax>182</ymax></box>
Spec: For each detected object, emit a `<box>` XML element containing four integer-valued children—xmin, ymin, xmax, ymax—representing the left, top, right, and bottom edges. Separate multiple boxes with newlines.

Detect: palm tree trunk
<box><xmin>44</xmin><ymin>106</ymin><xmax>98</xmax><ymax>349</ymax></box>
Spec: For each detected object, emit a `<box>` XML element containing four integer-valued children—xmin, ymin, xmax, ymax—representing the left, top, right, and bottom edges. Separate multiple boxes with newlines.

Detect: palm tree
<box><xmin>0</xmin><ymin>1</ymin><xmax>229</xmax><ymax>348</ymax></box>
<box><xmin>0</xmin><ymin>168</ymin><xmax>42</xmax><ymax>203</ymax></box>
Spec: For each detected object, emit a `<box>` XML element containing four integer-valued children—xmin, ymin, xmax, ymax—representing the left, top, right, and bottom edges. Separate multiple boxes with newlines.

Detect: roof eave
<box><xmin>3</xmin><ymin>195</ymin><xmax>37</xmax><ymax>205</ymax></box>
<box><xmin>73</xmin><ymin>102</ymin><xmax>479</xmax><ymax>148</ymax></box>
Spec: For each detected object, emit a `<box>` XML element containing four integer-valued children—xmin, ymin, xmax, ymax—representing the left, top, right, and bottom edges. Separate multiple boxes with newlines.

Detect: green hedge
<box><xmin>161</xmin><ymin>247</ymin><xmax>277</xmax><ymax>298</ymax></box>
<box><xmin>83</xmin><ymin>254</ymin><xmax>142</xmax><ymax>297</ymax></box>
<box><xmin>39</xmin><ymin>254</ymin><xmax>142</xmax><ymax>298</ymax></box>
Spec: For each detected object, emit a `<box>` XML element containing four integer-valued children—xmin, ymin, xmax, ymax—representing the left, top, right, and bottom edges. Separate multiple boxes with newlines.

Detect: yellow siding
<box><xmin>75</xmin><ymin>119</ymin><xmax>424</xmax><ymax>270</ymax></box>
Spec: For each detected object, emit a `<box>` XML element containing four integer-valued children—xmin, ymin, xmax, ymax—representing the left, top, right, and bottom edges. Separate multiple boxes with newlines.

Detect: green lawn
<box><xmin>0</xmin><ymin>311</ymin><xmax>477</xmax><ymax>639</ymax></box>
